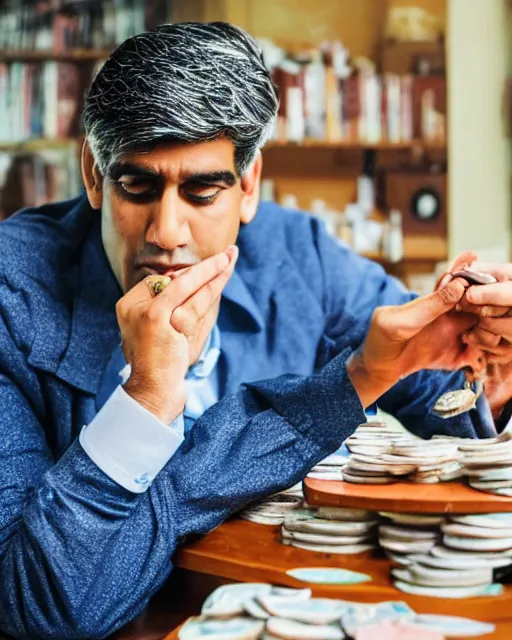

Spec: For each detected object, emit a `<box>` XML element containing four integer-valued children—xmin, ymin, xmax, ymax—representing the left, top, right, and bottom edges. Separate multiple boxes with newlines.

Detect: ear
<box><xmin>81</xmin><ymin>140</ymin><xmax>103</xmax><ymax>210</ymax></box>
<box><xmin>239</xmin><ymin>150</ymin><xmax>262</xmax><ymax>224</ymax></box>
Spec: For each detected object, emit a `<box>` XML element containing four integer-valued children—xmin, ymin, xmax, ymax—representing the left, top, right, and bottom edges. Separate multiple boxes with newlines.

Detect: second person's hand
<box><xmin>347</xmin><ymin>278</ymin><xmax>484</xmax><ymax>408</ymax></box>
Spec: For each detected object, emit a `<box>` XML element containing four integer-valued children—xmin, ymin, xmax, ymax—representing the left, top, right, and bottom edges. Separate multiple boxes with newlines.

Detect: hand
<box><xmin>437</xmin><ymin>257</ymin><xmax>512</xmax><ymax>416</ymax></box>
<box><xmin>452</xmin><ymin>261</ymin><xmax>512</xmax><ymax>363</ymax></box>
<box><xmin>117</xmin><ymin>246</ymin><xmax>238</xmax><ymax>423</ymax></box>
<box><xmin>347</xmin><ymin>278</ymin><xmax>484</xmax><ymax>408</ymax></box>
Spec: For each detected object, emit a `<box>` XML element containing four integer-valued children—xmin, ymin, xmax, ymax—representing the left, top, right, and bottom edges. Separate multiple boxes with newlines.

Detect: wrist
<box><xmin>123</xmin><ymin>379</ymin><xmax>186</xmax><ymax>424</ymax></box>
<box><xmin>346</xmin><ymin>351</ymin><xmax>397</xmax><ymax>409</ymax></box>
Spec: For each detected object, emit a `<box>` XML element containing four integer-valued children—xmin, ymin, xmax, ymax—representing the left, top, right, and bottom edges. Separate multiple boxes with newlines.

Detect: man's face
<box><xmin>97</xmin><ymin>138</ymin><xmax>254</xmax><ymax>292</ymax></box>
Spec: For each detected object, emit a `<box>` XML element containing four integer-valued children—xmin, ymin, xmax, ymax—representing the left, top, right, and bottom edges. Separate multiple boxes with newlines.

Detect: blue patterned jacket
<box><xmin>0</xmin><ymin>196</ymin><xmax>492</xmax><ymax>639</ymax></box>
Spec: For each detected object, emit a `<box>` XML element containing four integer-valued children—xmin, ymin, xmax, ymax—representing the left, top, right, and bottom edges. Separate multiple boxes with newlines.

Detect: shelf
<box><xmin>0</xmin><ymin>139</ymin><xmax>81</xmax><ymax>152</ymax></box>
<box><xmin>264</xmin><ymin>139</ymin><xmax>446</xmax><ymax>151</ymax></box>
<box><xmin>0</xmin><ymin>137</ymin><xmax>446</xmax><ymax>155</ymax></box>
<box><xmin>0</xmin><ymin>50</ymin><xmax>112</xmax><ymax>63</ymax></box>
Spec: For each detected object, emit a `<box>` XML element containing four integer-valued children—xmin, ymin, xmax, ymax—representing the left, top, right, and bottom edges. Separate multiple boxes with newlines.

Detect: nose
<box><xmin>145</xmin><ymin>187</ymin><xmax>192</xmax><ymax>251</ymax></box>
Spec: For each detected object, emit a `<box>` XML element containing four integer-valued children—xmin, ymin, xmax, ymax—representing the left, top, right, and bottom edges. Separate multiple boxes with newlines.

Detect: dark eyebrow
<box><xmin>183</xmin><ymin>171</ymin><xmax>237</xmax><ymax>188</ymax></box>
<box><xmin>108</xmin><ymin>163</ymin><xmax>159</xmax><ymax>181</ymax></box>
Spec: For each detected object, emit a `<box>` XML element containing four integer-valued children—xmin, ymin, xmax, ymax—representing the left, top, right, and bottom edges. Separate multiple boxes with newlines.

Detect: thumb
<box><xmin>436</xmin><ymin>251</ymin><xmax>479</xmax><ymax>290</ymax></box>
<box><xmin>384</xmin><ymin>278</ymin><xmax>469</xmax><ymax>341</ymax></box>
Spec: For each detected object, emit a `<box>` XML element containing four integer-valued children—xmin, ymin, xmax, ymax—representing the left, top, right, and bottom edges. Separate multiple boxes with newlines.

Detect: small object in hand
<box><xmin>450</xmin><ymin>270</ymin><xmax>497</xmax><ymax>286</ymax></box>
<box><xmin>432</xmin><ymin>378</ymin><xmax>484</xmax><ymax>419</ymax></box>
<box><xmin>145</xmin><ymin>275</ymin><xmax>171</xmax><ymax>297</ymax></box>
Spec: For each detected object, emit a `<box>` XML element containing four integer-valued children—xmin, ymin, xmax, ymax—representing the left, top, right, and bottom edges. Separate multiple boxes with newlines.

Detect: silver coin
<box><xmin>433</xmin><ymin>388</ymin><xmax>477</xmax><ymax>418</ymax></box>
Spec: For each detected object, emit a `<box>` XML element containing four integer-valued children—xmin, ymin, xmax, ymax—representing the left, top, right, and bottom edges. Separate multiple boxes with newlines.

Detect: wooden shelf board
<box><xmin>0</xmin><ymin>137</ymin><xmax>446</xmax><ymax>157</ymax></box>
<box><xmin>304</xmin><ymin>478</ymin><xmax>512</xmax><ymax>514</ymax></box>
<box><xmin>265</xmin><ymin>139</ymin><xmax>446</xmax><ymax>151</ymax></box>
<box><xmin>0</xmin><ymin>49</ymin><xmax>111</xmax><ymax>63</ymax></box>
<box><xmin>174</xmin><ymin>518</ymin><xmax>512</xmax><ymax>621</ymax></box>
<box><xmin>0</xmin><ymin>138</ymin><xmax>81</xmax><ymax>152</ymax></box>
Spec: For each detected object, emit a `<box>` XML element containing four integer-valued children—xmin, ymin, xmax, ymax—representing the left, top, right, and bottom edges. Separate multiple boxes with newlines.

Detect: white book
<box><xmin>304</xmin><ymin>60</ymin><xmax>326</xmax><ymax>140</ymax></box>
<box><xmin>43</xmin><ymin>62</ymin><xmax>58</xmax><ymax>139</ymax></box>
<box><xmin>386</xmin><ymin>74</ymin><xmax>401</xmax><ymax>143</ymax></box>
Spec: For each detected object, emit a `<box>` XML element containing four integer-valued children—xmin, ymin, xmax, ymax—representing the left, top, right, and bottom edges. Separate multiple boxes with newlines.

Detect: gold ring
<box><xmin>145</xmin><ymin>275</ymin><xmax>171</xmax><ymax>297</ymax></box>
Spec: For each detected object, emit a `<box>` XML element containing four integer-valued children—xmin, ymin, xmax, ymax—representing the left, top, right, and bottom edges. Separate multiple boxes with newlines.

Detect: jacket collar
<box><xmin>27</xmin><ymin>197</ymin><xmax>122</xmax><ymax>395</ymax></box>
<box><xmin>55</xmin><ymin>212</ymin><xmax>122</xmax><ymax>394</ymax></box>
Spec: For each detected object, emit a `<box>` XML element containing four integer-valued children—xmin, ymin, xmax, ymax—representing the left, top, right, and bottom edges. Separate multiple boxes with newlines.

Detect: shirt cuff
<box><xmin>79</xmin><ymin>385</ymin><xmax>184</xmax><ymax>493</ymax></box>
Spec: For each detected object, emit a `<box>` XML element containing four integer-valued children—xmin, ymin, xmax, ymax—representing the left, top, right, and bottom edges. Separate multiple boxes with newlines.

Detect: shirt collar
<box><xmin>188</xmin><ymin>325</ymin><xmax>221</xmax><ymax>379</ymax></box>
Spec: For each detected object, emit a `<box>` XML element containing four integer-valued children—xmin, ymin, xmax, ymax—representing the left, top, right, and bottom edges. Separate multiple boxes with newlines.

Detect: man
<box><xmin>0</xmin><ymin>22</ymin><xmax>505</xmax><ymax>640</ymax></box>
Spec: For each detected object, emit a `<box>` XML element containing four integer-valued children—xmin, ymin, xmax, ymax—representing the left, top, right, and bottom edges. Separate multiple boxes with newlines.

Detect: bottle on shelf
<box><xmin>383</xmin><ymin>209</ymin><xmax>404</xmax><ymax>263</ymax></box>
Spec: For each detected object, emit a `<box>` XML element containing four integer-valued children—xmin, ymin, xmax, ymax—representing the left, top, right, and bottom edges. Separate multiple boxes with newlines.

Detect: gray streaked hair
<box><xmin>82</xmin><ymin>22</ymin><xmax>278</xmax><ymax>176</ymax></box>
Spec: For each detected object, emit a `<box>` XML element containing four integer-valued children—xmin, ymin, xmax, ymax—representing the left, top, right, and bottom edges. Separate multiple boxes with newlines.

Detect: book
<box><xmin>0</xmin><ymin>0</ymin><xmax>151</xmax><ymax>52</ymax></box>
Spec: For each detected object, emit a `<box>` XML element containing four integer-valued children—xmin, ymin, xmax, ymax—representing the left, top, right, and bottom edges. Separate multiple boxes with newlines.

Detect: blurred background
<box><xmin>0</xmin><ymin>0</ymin><xmax>511</xmax><ymax>292</ymax></box>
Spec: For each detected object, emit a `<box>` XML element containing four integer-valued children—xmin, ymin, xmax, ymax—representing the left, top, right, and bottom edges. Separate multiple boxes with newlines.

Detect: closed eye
<box><xmin>117</xmin><ymin>176</ymin><xmax>157</xmax><ymax>196</ymax></box>
<box><xmin>182</xmin><ymin>186</ymin><xmax>222</xmax><ymax>205</ymax></box>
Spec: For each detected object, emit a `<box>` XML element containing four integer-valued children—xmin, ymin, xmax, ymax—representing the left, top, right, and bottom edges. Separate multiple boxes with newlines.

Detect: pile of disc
<box><xmin>460</xmin><ymin>433</ymin><xmax>512</xmax><ymax>496</ymax></box>
<box><xmin>239</xmin><ymin>492</ymin><xmax>303</xmax><ymax>526</ymax></box>
<box><xmin>179</xmin><ymin>581</ymin><xmax>497</xmax><ymax>639</ymax></box>
<box><xmin>281</xmin><ymin>505</ymin><xmax>380</xmax><ymax>554</ymax></box>
<box><xmin>306</xmin><ymin>450</ymin><xmax>348</xmax><ymax>481</ymax></box>
<box><xmin>378</xmin><ymin>512</ymin><xmax>443</xmax><ymax>567</ymax></box>
<box><xmin>383</xmin><ymin>511</ymin><xmax>512</xmax><ymax>598</ymax></box>
<box><xmin>344</xmin><ymin>426</ymin><xmax>462</xmax><ymax>484</ymax></box>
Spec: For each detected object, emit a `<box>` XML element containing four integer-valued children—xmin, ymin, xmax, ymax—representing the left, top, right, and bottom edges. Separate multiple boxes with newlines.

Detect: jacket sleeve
<box><xmin>0</xmin><ymin>288</ymin><xmax>365</xmax><ymax>640</ymax></box>
<box><xmin>311</xmin><ymin>220</ymin><xmax>496</xmax><ymax>439</ymax></box>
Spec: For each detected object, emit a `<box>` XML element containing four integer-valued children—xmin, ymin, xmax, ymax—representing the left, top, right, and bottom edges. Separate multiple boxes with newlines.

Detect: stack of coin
<box><xmin>344</xmin><ymin>428</ymin><xmax>462</xmax><ymax>484</ymax></box>
<box><xmin>239</xmin><ymin>492</ymin><xmax>303</xmax><ymax>526</ymax></box>
<box><xmin>378</xmin><ymin>512</ymin><xmax>444</xmax><ymax>567</ymax></box>
<box><xmin>306</xmin><ymin>450</ymin><xmax>347</xmax><ymax>481</ymax></box>
<box><xmin>460</xmin><ymin>433</ymin><xmax>512</xmax><ymax>496</ymax></box>
<box><xmin>381</xmin><ymin>511</ymin><xmax>511</xmax><ymax>598</ymax></box>
<box><xmin>281</xmin><ymin>505</ymin><xmax>380</xmax><ymax>554</ymax></box>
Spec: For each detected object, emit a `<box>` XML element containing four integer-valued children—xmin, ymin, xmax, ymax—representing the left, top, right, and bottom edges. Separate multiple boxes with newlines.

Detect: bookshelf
<box><xmin>0</xmin><ymin>0</ymin><xmax>449</xmax><ymax>288</ymax></box>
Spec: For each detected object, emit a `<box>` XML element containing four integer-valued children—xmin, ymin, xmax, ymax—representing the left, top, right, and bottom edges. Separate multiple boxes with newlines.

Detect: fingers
<box><xmin>117</xmin><ymin>269</ymin><xmax>160</xmax><ymax>313</ymax></box>
<box><xmin>171</xmin><ymin>247</ymin><xmax>239</xmax><ymax>334</ymax></box>
<box><xmin>436</xmin><ymin>252</ymin><xmax>478</xmax><ymax>290</ymax></box>
<box><xmin>479</xmin><ymin>317</ymin><xmax>512</xmax><ymax>343</ymax></box>
<box><xmin>152</xmin><ymin>246</ymin><xmax>235</xmax><ymax>314</ymax></box>
<box><xmin>463</xmin><ymin>327</ymin><xmax>501</xmax><ymax>349</ymax></box>
<box><xmin>446</xmin><ymin>251</ymin><xmax>479</xmax><ymax>273</ymax></box>
<box><xmin>117</xmin><ymin>246</ymin><xmax>237</xmax><ymax>325</ymax></box>
<box><xmin>465</xmin><ymin>281</ymin><xmax>512</xmax><ymax>306</ymax></box>
<box><xmin>469</xmin><ymin>261</ymin><xmax>512</xmax><ymax>282</ymax></box>
<box><xmin>477</xmin><ymin>343</ymin><xmax>512</xmax><ymax>365</ymax></box>
<box><xmin>457</xmin><ymin>300</ymin><xmax>511</xmax><ymax>318</ymax></box>
<box><xmin>379</xmin><ymin>278</ymin><xmax>470</xmax><ymax>341</ymax></box>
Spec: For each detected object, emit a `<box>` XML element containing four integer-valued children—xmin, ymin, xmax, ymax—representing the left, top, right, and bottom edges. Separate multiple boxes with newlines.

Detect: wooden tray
<box><xmin>304</xmin><ymin>479</ymin><xmax>512</xmax><ymax>514</ymax></box>
<box><xmin>173</xmin><ymin>519</ymin><xmax>512</xmax><ymax>621</ymax></box>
